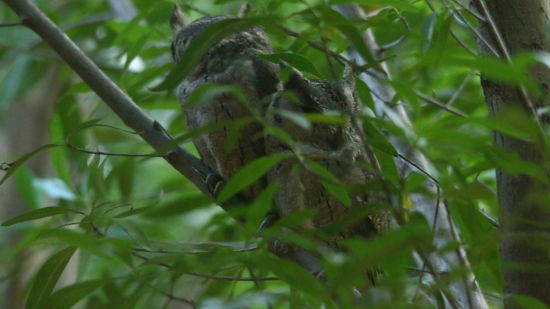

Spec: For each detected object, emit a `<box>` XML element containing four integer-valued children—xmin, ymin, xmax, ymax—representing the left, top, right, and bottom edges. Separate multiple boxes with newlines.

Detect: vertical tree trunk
<box><xmin>476</xmin><ymin>1</ymin><xmax>550</xmax><ymax>307</ymax></box>
<box><xmin>1</xmin><ymin>68</ymin><xmax>60</xmax><ymax>309</ymax></box>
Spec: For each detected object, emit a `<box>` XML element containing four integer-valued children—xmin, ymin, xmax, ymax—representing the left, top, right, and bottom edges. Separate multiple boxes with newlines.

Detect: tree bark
<box><xmin>475</xmin><ymin>0</ymin><xmax>550</xmax><ymax>307</ymax></box>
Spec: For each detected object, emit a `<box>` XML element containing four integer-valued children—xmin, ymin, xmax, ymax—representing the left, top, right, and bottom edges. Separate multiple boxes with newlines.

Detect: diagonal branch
<box><xmin>1</xmin><ymin>0</ymin><xmax>217</xmax><ymax>200</ymax></box>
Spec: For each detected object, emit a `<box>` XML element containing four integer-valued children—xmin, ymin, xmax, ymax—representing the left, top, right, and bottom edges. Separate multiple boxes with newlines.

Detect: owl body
<box><xmin>172</xmin><ymin>14</ymin><xmax>280</xmax><ymax>199</ymax></box>
<box><xmin>267</xmin><ymin>68</ymin><xmax>389</xmax><ymax>244</ymax></box>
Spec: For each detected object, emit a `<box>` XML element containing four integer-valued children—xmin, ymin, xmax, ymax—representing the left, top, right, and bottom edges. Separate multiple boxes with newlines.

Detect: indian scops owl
<box><xmin>170</xmin><ymin>7</ymin><xmax>281</xmax><ymax>199</ymax></box>
<box><xmin>266</xmin><ymin>66</ymin><xmax>390</xmax><ymax>248</ymax></box>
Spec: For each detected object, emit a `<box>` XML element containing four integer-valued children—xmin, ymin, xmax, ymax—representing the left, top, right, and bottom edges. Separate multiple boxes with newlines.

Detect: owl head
<box><xmin>278</xmin><ymin>65</ymin><xmax>359</xmax><ymax>115</ymax></box>
<box><xmin>170</xmin><ymin>5</ymin><xmax>272</xmax><ymax>64</ymax></box>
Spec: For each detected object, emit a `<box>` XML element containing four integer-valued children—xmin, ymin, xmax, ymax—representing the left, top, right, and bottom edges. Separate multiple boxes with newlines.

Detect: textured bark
<box><xmin>475</xmin><ymin>1</ymin><xmax>550</xmax><ymax>307</ymax></box>
<box><xmin>172</xmin><ymin>14</ymin><xmax>280</xmax><ymax>201</ymax></box>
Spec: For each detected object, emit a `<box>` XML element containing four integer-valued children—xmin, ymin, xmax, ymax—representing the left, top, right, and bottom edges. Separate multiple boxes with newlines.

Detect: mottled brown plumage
<box><xmin>266</xmin><ymin>67</ymin><xmax>389</xmax><ymax>247</ymax></box>
<box><xmin>171</xmin><ymin>10</ymin><xmax>280</xmax><ymax>199</ymax></box>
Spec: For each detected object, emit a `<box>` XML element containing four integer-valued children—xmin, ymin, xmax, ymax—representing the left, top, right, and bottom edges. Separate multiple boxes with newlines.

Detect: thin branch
<box><xmin>440</xmin><ymin>0</ymin><xmax>501</xmax><ymax>57</ymax></box>
<box><xmin>1</xmin><ymin>0</ymin><xmax>217</xmax><ymax>200</ymax></box>
<box><xmin>447</xmin><ymin>0</ymin><xmax>486</xmax><ymax>21</ymax></box>
<box><xmin>433</xmin><ymin>71</ymin><xmax>474</xmax><ymax>120</ymax></box>
<box><xmin>0</xmin><ymin>21</ymin><xmax>23</xmax><ymax>27</ymax></box>
<box><xmin>424</xmin><ymin>0</ymin><xmax>479</xmax><ymax>56</ymax></box>
<box><xmin>65</xmin><ymin>142</ymin><xmax>164</xmax><ymax>158</ymax></box>
<box><xmin>415</xmin><ymin>90</ymin><xmax>468</xmax><ymax>118</ymax></box>
<box><xmin>478</xmin><ymin>209</ymin><xmax>500</xmax><ymax>229</ymax></box>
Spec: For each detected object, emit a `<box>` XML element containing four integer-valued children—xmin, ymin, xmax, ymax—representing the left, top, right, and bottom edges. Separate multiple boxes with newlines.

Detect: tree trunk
<box><xmin>476</xmin><ymin>1</ymin><xmax>550</xmax><ymax>307</ymax></box>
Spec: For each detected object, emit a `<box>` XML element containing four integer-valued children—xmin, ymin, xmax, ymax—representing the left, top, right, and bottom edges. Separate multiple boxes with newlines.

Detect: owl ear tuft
<box><xmin>170</xmin><ymin>4</ymin><xmax>189</xmax><ymax>35</ymax></box>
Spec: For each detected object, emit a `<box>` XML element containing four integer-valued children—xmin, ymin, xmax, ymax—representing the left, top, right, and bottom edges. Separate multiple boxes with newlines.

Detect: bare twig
<box><xmin>433</xmin><ymin>72</ymin><xmax>474</xmax><ymax>120</ymax></box>
<box><xmin>0</xmin><ymin>21</ymin><xmax>23</xmax><ymax>27</ymax></box>
<box><xmin>415</xmin><ymin>90</ymin><xmax>468</xmax><ymax>118</ymax></box>
<box><xmin>446</xmin><ymin>0</ymin><xmax>486</xmax><ymax>22</ymax></box>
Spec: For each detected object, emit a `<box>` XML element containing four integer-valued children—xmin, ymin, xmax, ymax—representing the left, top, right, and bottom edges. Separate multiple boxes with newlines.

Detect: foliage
<box><xmin>0</xmin><ymin>0</ymin><xmax>547</xmax><ymax>308</ymax></box>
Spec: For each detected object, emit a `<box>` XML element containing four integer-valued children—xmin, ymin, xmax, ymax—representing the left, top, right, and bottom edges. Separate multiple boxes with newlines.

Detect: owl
<box><xmin>266</xmin><ymin>66</ymin><xmax>390</xmax><ymax>251</ymax></box>
<box><xmin>170</xmin><ymin>6</ymin><xmax>281</xmax><ymax>199</ymax></box>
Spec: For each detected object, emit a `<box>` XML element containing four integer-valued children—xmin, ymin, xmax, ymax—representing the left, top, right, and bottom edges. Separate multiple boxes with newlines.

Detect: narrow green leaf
<box><xmin>304</xmin><ymin>160</ymin><xmax>351</xmax><ymax>206</ymax></box>
<box><xmin>117</xmin><ymin>158</ymin><xmax>135</xmax><ymax>198</ymax></box>
<box><xmin>217</xmin><ymin>154</ymin><xmax>290</xmax><ymax>204</ymax></box>
<box><xmin>246</xmin><ymin>181</ymin><xmax>279</xmax><ymax>233</ymax></box>
<box><xmin>151</xmin><ymin>17</ymin><xmax>272</xmax><ymax>91</ymax></box>
<box><xmin>44</xmin><ymin>280</ymin><xmax>103</xmax><ymax>309</ymax></box>
<box><xmin>25</xmin><ymin>246</ymin><xmax>77</xmax><ymax>309</ymax></box>
<box><xmin>363</xmin><ymin>119</ymin><xmax>398</xmax><ymax>156</ymax></box>
<box><xmin>14</xmin><ymin>166</ymin><xmax>41</xmax><ymax>209</ymax></box>
<box><xmin>114</xmin><ymin>205</ymin><xmax>156</xmax><ymax>218</ymax></box>
<box><xmin>259</xmin><ymin>53</ymin><xmax>321</xmax><ymax>76</ymax></box>
<box><xmin>330</xmin><ymin>0</ymin><xmax>419</xmax><ymax>11</ymax></box>
<box><xmin>513</xmin><ymin>295</ymin><xmax>549</xmax><ymax>309</ymax></box>
<box><xmin>2</xmin><ymin>206</ymin><xmax>79</xmax><ymax>227</ymax></box>
<box><xmin>186</xmin><ymin>83</ymin><xmax>244</xmax><ymax>108</ymax></box>
<box><xmin>0</xmin><ymin>144</ymin><xmax>63</xmax><ymax>186</ymax></box>
<box><xmin>48</xmin><ymin>115</ymin><xmax>72</xmax><ymax>186</ymax></box>
<box><xmin>335</xmin><ymin>23</ymin><xmax>382</xmax><ymax>73</ymax></box>
<box><xmin>264</xmin><ymin>255</ymin><xmax>325</xmax><ymax>296</ymax></box>
<box><xmin>322</xmin><ymin>182</ymin><xmax>352</xmax><ymax>207</ymax></box>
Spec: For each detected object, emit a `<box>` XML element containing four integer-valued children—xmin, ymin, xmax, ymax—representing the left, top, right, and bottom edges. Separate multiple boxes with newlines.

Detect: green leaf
<box><xmin>117</xmin><ymin>158</ymin><xmax>135</xmax><ymax>198</ymax></box>
<box><xmin>2</xmin><ymin>206</ymin><xmax>80</xmax><ymax>227</ymax></box>
<box><xmin>186</xmin><ymin>83</ymin><xmax>245</xmax><ymax>108</ymax></box>
<box><xmin>217</xmin><ymin>154</ymin><xmax>290</xmax><ymax>204</ymax></box>
<box><xmin>14</xmin><ymin>166</ymin><xmax>41</xmax><ymax>209</ymax></box>
<box><xmin>0</xmin><ymin>55</ymin><xmax>30</xmax><ymax>110</ymax></box>
<box><xmin>0</xmin><ymin>144</ymin><xmax>63</xmax><ymax>186</ymax></box>
<box><xmin>304</xmin><ymin>160</ymin><xmax>351</xmax><ymax>206</ymax></box>
<box><xmin>246</xmin><ymin>181</ymin><xmax>279</xmax><ymax>233</ymax></box>
<box><xmin>44</xmin><ymin>280</ymin><xmax>103</xmax><ymax>309</ymax></box>
<box><xmin>151</xmin><ymin>16</ymin><xmax>273</xmax><ymax>91</ymax></box>
<box><xmin>25</xmin><ymin>246</ymin><xmax>77</xmax><ymax>309</ymax></box>
<box><xmin>114</xmin><ymin>205</ymin><xmax>156</xmax><ymax>218</ymax></box>
<box><xmin>363</xmin><ymin>119</ymin><xmax>398</xmax><ymax>156</ymax></box>
<box><xmin>513</xmin><ymin>295</ymin><xmax>549</xmax><ymax>309</ymax></box>
<box><xmin>259</xmin><ymin>53</ymin><xmax>321</xmax><ymax>76</ymax></box>
<box><xmin>333</xmin><ymin>20</ymin><xmax>384</xmax><ymax>73</ymax></box>
<box><xmin>330</xmin><ymin>0</ymin><xmax>419</xmax><ymax>11</ymax></box>
<box><xmin>264</xmin><ymin>255</ymin><xmax>325</xmax><ymax>296</ymax></box>
<box><xmin>48</xmin><ymin>115</ymin><xmax>72</xmax><ymax>186</ymax></box>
